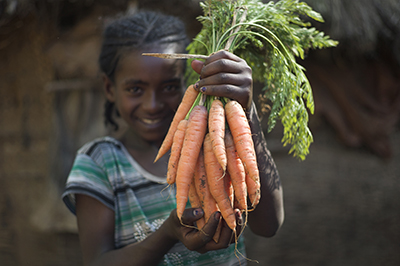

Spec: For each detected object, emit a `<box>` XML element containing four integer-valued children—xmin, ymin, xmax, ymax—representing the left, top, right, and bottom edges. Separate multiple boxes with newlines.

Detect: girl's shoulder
<box><xmin>75</xmin><ymin>136</ymin><xmax>167</xmax><ymax>184</ymax></box>
<box><xmin>75</xmin><ymin>136</ymin><xmax>128</xmax><ymax>169</ymax></box>
<box><xmin>77</xmin><ymin>136</ymin><xmax>122</xmax><ymax>156</ymax></box>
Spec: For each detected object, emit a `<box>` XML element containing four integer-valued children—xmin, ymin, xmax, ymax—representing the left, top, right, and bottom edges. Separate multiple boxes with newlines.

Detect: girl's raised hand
<box><xmin>191</xmin><ymin>50</ymin><xmax>253</xmax><ymax>110</ymax></box>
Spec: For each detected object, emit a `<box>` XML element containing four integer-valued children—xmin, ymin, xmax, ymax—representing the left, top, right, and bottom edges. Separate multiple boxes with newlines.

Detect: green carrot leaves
<box><xmin>186</xmin><ymin>0</ymin><xmax>338</xmax><ymax>160</ymax></box>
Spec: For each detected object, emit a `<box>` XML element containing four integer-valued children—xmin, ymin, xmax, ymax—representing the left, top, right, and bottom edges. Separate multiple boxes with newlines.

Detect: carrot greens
<box><xmin>186</xmin><ymin>0</ymin><xmax>338</xmax><ymax>160</ymax></box>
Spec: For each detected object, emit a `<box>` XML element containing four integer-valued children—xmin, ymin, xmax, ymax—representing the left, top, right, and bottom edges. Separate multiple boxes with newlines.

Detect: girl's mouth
<box><xmin>140</xmin><ymin>118</ymin><xmax>162</xmax><ymax>125</ymax></box>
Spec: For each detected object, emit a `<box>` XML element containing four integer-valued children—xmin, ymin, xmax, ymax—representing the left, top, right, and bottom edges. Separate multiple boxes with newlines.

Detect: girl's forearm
<box><xmin>88</xmin><ymin>223</ymin><xmax>178</xmax><ymax>266</ymax></box>
<box><xmin>246</xmin><ymin>101</ymin><xmax>284</xmax><ymax>237</ymax></box>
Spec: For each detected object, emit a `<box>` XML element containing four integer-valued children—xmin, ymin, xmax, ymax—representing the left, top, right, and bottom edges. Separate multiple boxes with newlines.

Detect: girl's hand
<box><xmin>164</xmin><ymin>208</ymin><xmax>242</xmax><ymax>253</ymax></box>
<box><xmin>191</xmin><ymin>50</ymin><xmax>253</xmax><ymax>110</ymax></box>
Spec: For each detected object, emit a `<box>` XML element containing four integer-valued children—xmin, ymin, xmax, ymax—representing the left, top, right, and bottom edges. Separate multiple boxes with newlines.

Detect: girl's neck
<box><xmin>118</xmin><ymin>129</ymin><xmax>167</xmax><ymax>177</ymax></box>
<box><xmin>119</xmin><ymin>128</ymin><xmax>159</xmax><ymax>151</ymax></box>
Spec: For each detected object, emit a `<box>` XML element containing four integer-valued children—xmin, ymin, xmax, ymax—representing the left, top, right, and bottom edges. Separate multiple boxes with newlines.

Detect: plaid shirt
<box><xmin>63</xmin><ymin>137</ymin><xmax>246</xmax><ymax>266</ymax></box>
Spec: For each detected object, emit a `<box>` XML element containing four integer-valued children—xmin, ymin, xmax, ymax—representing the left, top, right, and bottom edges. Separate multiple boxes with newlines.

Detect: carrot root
<box><xmin>167</xmin><ymin>119</ymin><xmax>188</xmax><ymax>185</ymax></box>
<box><xmin>204</xmin><ymin>133</ymin><xmax>236</xmax><ymax>231</ymax></box>
<box><xmin>176</xmin><ymin>105</ymin><xmax>208</xmax><ymax>221</ymax></box>
<box><xmin>225</xmin><ymin>129</ymin><xmax>248</xmax><ymax>211</ymax></box>
<box><xmin>155</xmin><ymin>85</ymin><xmax>199</xmax><ymax>162</ymax></box>
<box><xmin>208</xmin><ymin>98</ymin><xmax>227</xmax><ymax>171</ymax></box>
<box><xmin>225</xmin><ymin>100</ymin><xmax>260</xmax><ymax>190</ymax></box>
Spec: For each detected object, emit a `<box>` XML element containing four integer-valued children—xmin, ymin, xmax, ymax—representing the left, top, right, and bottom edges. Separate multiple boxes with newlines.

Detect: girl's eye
<box><xmin>163</xmin><ymin>85</ymin><xmax>179</xmax><ymax>93</ymax></box>
<box><xmin>126</xmin><ymin>87</ymin><xmax>142</xmax><ymax>94</ymax></box>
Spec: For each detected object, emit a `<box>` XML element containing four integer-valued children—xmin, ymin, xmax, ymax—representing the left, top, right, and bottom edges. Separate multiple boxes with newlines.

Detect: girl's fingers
<box><xmin>198</xmin><ymin>84</ymin><xmax>251</xmax><ymax>110</ymax></box>
<box><xmin>192</xmin><ymin>50</ymin><xmax>252</xmax><ymax>109</ymax></box>
<box><xmin>201</xmin><ymin>59</ymin><xmax>244</xmax><ymax>78</ymax></box>
<box><xmin>206</xmin><ymin>50</ymin><xmax>242</xmax><ymax>63</ymax></box>
<box><xmin>198</xmin><ymin>211</ymin><xmax>222</xmax><ymax>242</ymax></box>
<box><xmin>180</xmin><ymin>208</ymin><xmax>204</xmax><ymax>226</ymax></box>
<box><xmin>199</xmin><ymin>72</ymin><xmax>245</xmax><ymax>87</ymax></box>
<box><xmin>181</xmin><ymin>211</ymin><xmax>222</xmax><ymax>252</ymax></box>
<box><xmin>202</xmin><ymin>50</ymin><xmax>249</xmax><ymax>76</ymax></box>
<box><xmin>202</xmin><ymin>219</ymin><xmax>233</xmax><ymax>251</ymax></box>
<box><xmin>198</xmin><ymin>66</ymin><xmax>252</xmax><ymax>89</ymax></box>
<box><xmin>197</xmin><ymin>51</ymin><xmax>251</xmax><ymax>82</ymax></box>
<box><xmin>191</xmin><ymin>59</ymin><xmax>204</xmax><ymax>75</ymax></box>
<box><xmin>182</xmin><ymin>211</ymin><xmax>241</xmax><ymax>253</ymax></box>
<box><xmin>191</xmin><ymin>50</ymin><xmax>241</xmax><ymax>76</ymax></box>
<box><xmin>214</xmin><ymin>219</ymin><xmax>234</xmax><ymax>246</ymax></box>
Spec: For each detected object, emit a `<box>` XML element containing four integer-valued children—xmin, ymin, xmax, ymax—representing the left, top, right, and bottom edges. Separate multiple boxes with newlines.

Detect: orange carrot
<box><xmin>194</xmin><ymin>150</ymin><xmax>219</xmax><ymax>240</ymax></box>
<box><xmin>188</xmin><ymin>176</ymin><xmax>205</xmax><ymax>230</ymax></box>
<box><xmin>246</xmin><ymin>173</ymin><xmax>261</xmax><ymax>208</ymax></box>
<box><xmin>225</xmin><ymin>100</ymin><xmax>260</xmax><ymax>185</ymax></box>
<box><xmin>188</xmin><ymin>178</ymin><xmax>202</xmax><ymax>208</ymax></box>
<box><xmin>176</xmin><ymin>105</ymin><xmax>208</xmax><ymax>221</ymax></box>
<box><xmin>204</xmin><ymin>133</ymin><xmax>236</xmax><ymax>231</ymax></box>
<box><xmin>208</xmin><ymin>98</ymin><xmax>227</xmax><ymax>172</ymax></box>
<box><xmin>223</xmin><ymin>171</ymin><xmax>236</xmax><ymax>239</ymax></box>
<box><xmin>154</xmin><ymin>85</ymin><xmax>198</xmax><ymax>162</ymax></box>
<box><xmin>224</xmin><ymin>171</ymin><xmax>234</xmax><ymax>211</ymax></box>
<box><xmin>167</xmin><ymin>119</ymin><xmax>188</xmax><ymax>185</ymax></box>
<box><xmin>224</xmin><ymin>130</ymin><xmax>247</xmax><ymax>211</ymax></box>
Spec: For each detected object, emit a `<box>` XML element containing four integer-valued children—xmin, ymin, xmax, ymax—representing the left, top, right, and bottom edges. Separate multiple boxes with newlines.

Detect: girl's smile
<box><xmin>140</xmin><ymin>118</ymin><xmax>162</xmax><ymax>125</ymax></box>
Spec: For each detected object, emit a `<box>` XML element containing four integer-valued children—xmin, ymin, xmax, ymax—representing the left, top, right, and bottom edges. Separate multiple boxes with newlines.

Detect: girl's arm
<box><xmin>75</xmin><ymin>194</ymin><xmax>236</xmax><ymax>266</ymax></box>
<box><xmin>76</xmin><ymin>194</ymin><xmax>174</xmax><ymax>266</ymax></box>
<box><xmin>245</xmin><ymin>102</ymin><xmax>284</xmax><ymax>237</ymax></box>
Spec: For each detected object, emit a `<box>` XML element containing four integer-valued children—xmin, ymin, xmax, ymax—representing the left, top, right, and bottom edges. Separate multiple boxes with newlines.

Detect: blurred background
<box><xmin>0</xmin><ymin>0</ymin><xmax>399</xmax><ymax>265</ymax></box>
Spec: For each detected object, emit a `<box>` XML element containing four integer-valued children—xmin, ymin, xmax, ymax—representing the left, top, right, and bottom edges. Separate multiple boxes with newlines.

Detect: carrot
<box><xmin>246</xmin><ymin>172</ymin><xmax>261</xmax><ymax>208</ymax></box>
<box><xmin>224</xmin><ymin>130</ymin><xmax>247</xmax><ymax>211</ymax></box>
<box><xmin>223</xmin><ymin>171</ymin><xmax>237</xmax><ymax>236</ymax></box>
<box><xmin>188</xmin><ymin>176</ymin><xmax>205</xmax><ymax>230</ymax></box>
<box><xmin>166</xmin><ymin>119</ymin><xmax>188</xmax><ymax>185</ymax></box>
<box><xmin>204</xmin><ymin>133</ymin><xmax>236</xmax><ymax>231</ymax></box>
<box><xmin>208</xmin><ymin>98</ymin><xmax>227</xmax><ymax>172</ymax></box>
<box><xmin>175</xmin><ymin>105</ymin><xmax>208</xmax><ymax>221</ymax></box>
<box><xmin>225</xmin><ymin>100</ymin><xmax>260</xmax><ymax>185</ymax></box>
<box><xmin>188</xmin><ymin>178</ymin><xmax>202</xmax><ymax>208</ymax></box>
<box><xmin>154</xmin><ymin>85</ymin><xmax>198</xmax><ymax>162</ymax></box>
<box><xmin>224</xmin><ymin>171</ymin><xmax>234</xmax><ymax>211</ymax></box>
<box><xmin>194</xmin><ymin>150</ymin><xmax>221</xmax><ymax>242</ymax></box>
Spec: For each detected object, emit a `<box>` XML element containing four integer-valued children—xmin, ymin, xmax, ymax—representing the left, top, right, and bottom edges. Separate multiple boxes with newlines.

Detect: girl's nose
<box><xmin>142</xmin><ymin>90</ymin><xmax>164</xmax><ymax>113</ymax></box>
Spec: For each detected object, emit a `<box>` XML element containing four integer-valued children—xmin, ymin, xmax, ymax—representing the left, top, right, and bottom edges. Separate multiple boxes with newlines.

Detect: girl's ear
<box><xmin>103</xmin><ymin>73</ymin><xmax>115</xmax><ymax>102</ymax></box>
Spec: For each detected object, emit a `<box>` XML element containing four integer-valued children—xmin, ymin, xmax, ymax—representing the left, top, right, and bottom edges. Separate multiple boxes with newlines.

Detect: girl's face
<box><xmin>105</xmin><ymin>44</ymin><xmax>186</xmax><ymax>144</ymax></box>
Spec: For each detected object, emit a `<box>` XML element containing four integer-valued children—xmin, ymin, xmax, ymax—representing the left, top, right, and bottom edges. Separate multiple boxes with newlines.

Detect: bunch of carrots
<box><xmin>154</xmin><ymin>85</ymin><xmax>260</xmax><ymax>242</ymax></box>
<box><xmin>151</xmin><ymin>0</ymin><xmax>337</xmax><ymax>242</ymax></box>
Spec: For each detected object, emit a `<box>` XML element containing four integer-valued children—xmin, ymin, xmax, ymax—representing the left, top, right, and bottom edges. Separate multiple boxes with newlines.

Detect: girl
<box><xmin>63</xmin><ymin>11</ymin><xmax>284</xmax><ymax>266</ymax></box>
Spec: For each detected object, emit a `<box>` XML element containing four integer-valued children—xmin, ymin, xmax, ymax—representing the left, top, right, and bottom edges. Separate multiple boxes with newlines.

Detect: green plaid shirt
<box><xmin>63</xmin><ymin>137</ymin><xmax>246</xmax><ymax>266</ymax></box>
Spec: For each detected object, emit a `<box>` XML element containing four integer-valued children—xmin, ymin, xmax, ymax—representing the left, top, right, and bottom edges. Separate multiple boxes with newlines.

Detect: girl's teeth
<box><xmin>142</xmin><ymin>118</ymin><xmax>161</xmax><ymax>124</ymax></box>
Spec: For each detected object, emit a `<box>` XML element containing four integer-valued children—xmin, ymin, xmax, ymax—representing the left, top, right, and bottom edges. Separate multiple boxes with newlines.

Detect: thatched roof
<box><xmin>2</xmin><ymin>0</ymin><xmax>399</xmax><ymax>48</ymax></box>
<box><xmin>1</xmin><ymin>0</ymin><xmax>399</xmax><ymax>61</ymax></box>
<box><xmin>0</xmin><ymin>0</ymin><xmax>204</xmax><ymax>39</ymax></box>
<box><xmin>0</xmin><ymin>0</ymin><xmax>128</xmax><ymax>28</ymax></box>
<box><xmin>304</xmin><ymin>0</ymin><xmax>400</xmax><ymax>54</ymax></box>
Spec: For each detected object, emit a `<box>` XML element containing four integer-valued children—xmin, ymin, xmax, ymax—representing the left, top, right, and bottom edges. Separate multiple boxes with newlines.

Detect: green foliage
<box><xmin>186</xmin><ymin>0</ymin><xmax>338</xmax><ymax>160</ymax></box>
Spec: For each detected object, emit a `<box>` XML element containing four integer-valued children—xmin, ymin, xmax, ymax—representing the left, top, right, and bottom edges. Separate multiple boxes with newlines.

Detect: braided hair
<box><xmin>99</xmin><ymin>11</ymin><xmax>189</xmax><ymax>130</ymax></box>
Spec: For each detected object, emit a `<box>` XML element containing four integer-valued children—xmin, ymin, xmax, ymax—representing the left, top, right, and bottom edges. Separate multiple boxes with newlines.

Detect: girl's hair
<box><xmin>99</xmin><ymin>11</ymin><xmax>189</xmax><ymax>130</ymax></box>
